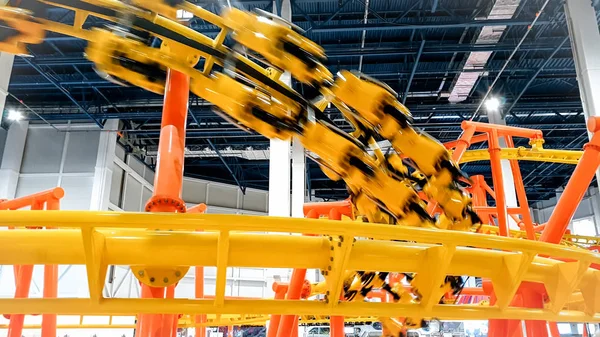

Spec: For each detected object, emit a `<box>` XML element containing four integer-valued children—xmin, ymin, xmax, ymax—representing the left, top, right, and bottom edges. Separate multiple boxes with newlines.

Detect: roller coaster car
<box><xmin>0</xmin><ymin>7</ymin><xmax>44</xmax><ymax>55</ymax></box>
<box><xmin>221</xmin><ymin>7</ymin><xmax>333</xmax><ymax>86</ymax></box>
<box><xmin>86</xmin><ymin>30</ymin><xmax>167</xmax><ymax>95</ymax></box>
<box><xmin>129</xmin><ymin>0</ymin><xmax>180</xmax><ymax>19</ymax></box>
<box><xmin>204</xmin><ymin>74</ymin><xmax>299</xmax><ymax>140</ymax></box>
<box><xmin>332</xmin><ymin>70</ymin><xmax>412</xmax><ymax>132</ymax></box>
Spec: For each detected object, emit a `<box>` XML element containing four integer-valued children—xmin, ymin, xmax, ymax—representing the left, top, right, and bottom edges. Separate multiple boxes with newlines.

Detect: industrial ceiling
<box><xmin>5</xmin><ymin>0</ymin><xmax>592</xmax><ymax>202</ymax></box>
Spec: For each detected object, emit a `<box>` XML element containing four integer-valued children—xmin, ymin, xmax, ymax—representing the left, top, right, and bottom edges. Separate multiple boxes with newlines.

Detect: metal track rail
<box><xmin>0</xmin><ymin>211</ymin><xmax>598</xmax><ymax>322</ymax></box>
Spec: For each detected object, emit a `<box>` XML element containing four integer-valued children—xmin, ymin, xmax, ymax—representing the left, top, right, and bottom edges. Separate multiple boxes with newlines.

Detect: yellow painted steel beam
<box><xmin>0</xmin><ymin>315</ymin><xmax>381</xmax><ymax>329</ymax></box>
<box><xmin>0</xmin><ymin>299</ymin><xmax>597</xmax><ymax>322</ymax></box>
<box><xmin>481</xmin><ymin>225</ymin><xmax>600</xmax><ymax>248</ymax></box>
<box><xmin>459</xmin><ymin>148</ymin><xmax>583</xmax><ymax>165</ymax></box>
<box><xmin>0</xmin><ymin>211</ymin><xmax>599</xmax><ymax>322</ymax></box>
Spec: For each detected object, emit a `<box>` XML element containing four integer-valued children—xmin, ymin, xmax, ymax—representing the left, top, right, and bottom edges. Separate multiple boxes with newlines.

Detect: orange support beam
<box><xmin>291</xmin><ymin>317</ymin><xmax>299</xmax><ymax>337</ymax></box>
<box><xmin>193</xmin><ymin>203</ymin><xmax>207</xmax><ymax>337</ymax></box>
<box><xmin>0</xmin><ymin>187</ymin><xmax>64</xmax><ymax>211</ymax></box>
<box><xmin>137</xmin><ymin>69</ymin><xmax>190</xmax><ymax>337</ymax></box>
<box><xmin>42</xmin><ymin>196</ymin><xmax>59</xmax><ymax>337</ymax></box>
<box><xmin>443</xmin><ymin>132</ymin><xmax>486</xmax><ymax>150</ymax></box>
<box><xmin>540</xmin><ymin>117</ymin><xmax>600</xmax><ymax>243</ymax></box>
<box><xmin>503</xmin><ymin>135</ymin><xmax>534</xmax><ymax>235</ymax></box>
<box><xmin>548</xmin><ymin>322</ymin><xmax>560</xmax><ymax>337</ymax></box>
<box><xmin>267</xmin><ymin>283</ymin><xmax>289</xmax><ymax>337</ymax></box>
<box><xmin>7</xmin><ymin>264</ymin><xmax>33</xmax><ymax>337</ymax></box>
<box><xmin>328</xmin><ymin>209</ymin><xmax>344</xmax><ymax>337</ymax></box>
<box><xmin>303</xmin><ymin>199</ymin><xmax>353</xmax><ymax>219</ymax></box>
<box><xmin>276</xmin><ymin>210</ymin><xmax>319</xmax><ymax>337</ymax></box>
<box><xmin>461</xmin><ymin>121</ymin><xmax>544</xmax><ymax>140</ymax></box>
<box><xmin>488</xmin><ymin>129</ymin><xmax>508</xmax><ymax>236</ymax></box>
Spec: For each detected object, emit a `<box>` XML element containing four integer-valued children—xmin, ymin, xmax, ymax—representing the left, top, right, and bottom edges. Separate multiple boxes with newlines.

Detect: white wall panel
<box><xmin>241</xmin><ymin>190</ymin><xmax>268</xmax><ymax>212</ymax></box>
<box><xmin>110</xmin><ymin>163</ymin><xmax>125</xmax><ymax>207</ymax></box>
<box><xmin>143</xmin><ymin>166</ymin><xmax>155</xmax><ymax>185</ymax></box>
<box><xmin>206</xmin><ymin>184</ymin><xmax>238</xmax><ymax>209</ymax></box>
<box><xmin>60</xmin><ymin>175</ymin><xmax>94</xmax><ymax>210</ymax></box>
<box><xmin>0</xmin><ymin>128</ymin><xmax>6</xmax><ymax>167</ymax></box>
<box><xmin>63</xmin><ymin>131</ymin><xmax>100</xmax><ymax>173</ymax></box>
<box><xmin>15</xmin><ymin>175</ymin><xmax>59</xmax><ymax>198</ymax></box>
<box><xmin>238</xmin><ymin>282</ymin><xmax>266</xmax><ymax>297</ymax></box>
<box><xmin>20</xmin><ymin>128</ymin><xmax>65</xmax><ymax>173</ymax></box>
<box><xmin>182</xmin><ymin>178</ymin><xmax>208</xmax><ymax>204</ymax></box>
<box><xmin>122</xmin><ymin>176</ymin><xmax>143</xmax><ymax>211</ymax></box>
<box><xmin>142</xmin><ymin>186</ymin><xmax>152</xmax><ymax>208</ymax></box>
<box><xmin>128</xmin><ymin>155</ymin><xmax>145</xmax><ymax>177</ymax></box>
<box><xmin>115</xmin><ymin>144</ymin><xmax>126</xmax><ymax>162</ymax></box>
<box><xmin>57</xmin><ymin>265</ymin><xmax>90</xmax><ymax>298</ymax></box>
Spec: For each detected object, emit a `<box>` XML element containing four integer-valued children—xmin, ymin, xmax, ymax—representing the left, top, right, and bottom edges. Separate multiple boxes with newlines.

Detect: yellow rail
<box><xmin>0</xmin><ymin>315</ymin><xmax>380</xmax><ymax>329</ymax></box>
<box><xmin>459</xmin><ymin>148</ymin><xmax>583</xmax><ymax>165</ymax></box>
<box><xmin>481</xmin><ymin>225</ymin><xmax>600</xmax><ymax>248</ymax></box>
<box><xmin>0</xmin><ymin>211</ymin><xmax>599</xmax><ymax>322</ymax></box>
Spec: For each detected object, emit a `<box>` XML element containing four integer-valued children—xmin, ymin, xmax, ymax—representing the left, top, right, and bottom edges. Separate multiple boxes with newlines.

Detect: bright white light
<box><xmin>7</xmin><ymin>109</ymin><xmax>22</xmax><ymax>121</ymax></box>
<box><xmin>484</xmin><ymin>97</ymin><xmax>501</xmax><ymax>111</ymax></box>
<box><xmin>176</xmin><ymin>9</ymin><xmax>193</xmax><ymax>19</ymax></box>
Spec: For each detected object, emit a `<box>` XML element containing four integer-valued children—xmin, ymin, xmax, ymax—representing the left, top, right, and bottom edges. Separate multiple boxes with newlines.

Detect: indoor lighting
<box><xmin>6</xmin><ymin>109</ymin><xmax>22</xmax><ymax>121</ymax></box>
<box><xmin>484</xmin><ymin>97</ymin><xmax>501</xmax><ymax>111</ymax></box>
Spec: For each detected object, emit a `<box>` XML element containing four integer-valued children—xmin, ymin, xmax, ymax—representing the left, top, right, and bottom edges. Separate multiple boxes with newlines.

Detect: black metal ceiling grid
<box><xmin>4</xmin><ymin>0</ymin><xmax>597</xmax><ymax>202</ymax></box>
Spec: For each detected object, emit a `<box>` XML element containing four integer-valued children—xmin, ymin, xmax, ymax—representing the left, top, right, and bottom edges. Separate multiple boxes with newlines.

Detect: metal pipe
<box><xmin>402</xmin><ymin>39</ymin><xmax>426</xmax><ymax>104</ymax></box>
<box><xmin>312</xmin><ymin>19</ymin><xmax>549</xmax><ymax>33</ymax></box>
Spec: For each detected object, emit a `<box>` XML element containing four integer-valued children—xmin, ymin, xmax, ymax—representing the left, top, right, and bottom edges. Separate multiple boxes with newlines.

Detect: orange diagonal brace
<box><xmin>540</xmin><ymin>117</ymin><xmax>600</xmax><ymax>243</ymax></box>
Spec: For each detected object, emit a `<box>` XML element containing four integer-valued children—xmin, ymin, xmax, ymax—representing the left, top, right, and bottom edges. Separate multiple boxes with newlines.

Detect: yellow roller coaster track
<box><xmin>459</xmin><ymin>148</ymin><xmax>583</xmax><ymax>165</ymax></box>
<box><xmin>480</xmin><ymin>225</ymin><xmax>600</xmax><ymax>249</ymax></box>
<box><xmin>0</xmin><ymin>211</ymin><xmax>599</xmax><ymax>323</ymax></box>
<box><xmin>0</xmin><ymin>314</ymin><xmax>381</xmax><ymax>329</ymax></box>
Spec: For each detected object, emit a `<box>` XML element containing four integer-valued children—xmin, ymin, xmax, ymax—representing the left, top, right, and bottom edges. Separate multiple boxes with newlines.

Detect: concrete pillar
<box><xmin>0</xmin><ymin>121</ymin><xmax>28</xmax><ymax>199</ymax></box>
<box><xmin>268</xmin><ymin>0</ymin><xmax>294</xmax><ymax>217</ymax></box>
<box><xmin>90</xmin><ymin>120</ymin><xmax>118</xmax><ymax>210</ymax></box>
<box><xmin>565</xmin><ymin>0</ymin><xmax>600</xmax><ymax>185</ymax></box>
<box><xmin>488</xmin><ymin>109</ymin><xmax>519</xmax><ymax>229</ymax></box>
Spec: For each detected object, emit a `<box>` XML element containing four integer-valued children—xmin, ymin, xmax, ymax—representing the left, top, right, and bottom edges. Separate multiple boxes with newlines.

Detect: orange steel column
<box><xmin>195</xmin><ymin>262</ymin><xmax>206</xmax><ymax>337</ymax></box>
<box><xmin>8</xmin><ymin>200</ymin><xmax>46</xmax><ymax>337</ymax></box>
<box><xmin>451</xmin><ymin>125</ymin><xmax>477</xmax><ymax>162</ymax></box>
<box><xmin>42</xmin><ymin>197</ymin><xmax>60</xmax><ymax>337</ymax></box>
<box><xmin>7</xmin><ymin>264</ymin><xmax>33</xmax><ymax>337</ymax></box>
<box><xmin>328</xmin><ymin>209</ymin><xmax>345</xmax><ymax>337</ymax></box>
<box><xmin>192</xmin><ymin>203</ymin><xmax>208</xmax><ymax>337</ymax></box>
<box><xmin>540</xmin><ymin>118</ymin><xmax>600</xmax><ymax>243</ymax></box>
<box><xmin>291</xmin><ymin>318</ymin><xmax>299</xmax><ymax>337</ymax></box>
<box><xmin>488</xmin><ymin>129</ymin><xmax>508</xmax><ymax>236</ymax></box>
<box><xmin>276</xmin><ymin>210</ymin><xmax>319</xmax><ymax>337</ymax></box>
<box><xmin>503</xmin><ymin>135</ymin><xmax>534</xmax><ymax>230</ymax></box>
<box><xmin>547</xmin><ymin>322</ymin><xmax>560</xmax><ymax>337</ymax></box>
<box><xmin>137</xmin><ymin>69</ymin><xmax>190</xmax><ymax>337</ymax></box>
<box><xmin>268</xmin><ymin>283</ymin><xmax>289</xmax><ymax>337</ymax></box>
<box><xmin>521</xmin><ymin>283</ymin><xmax>548</xmax><ymax>337</ymax></box>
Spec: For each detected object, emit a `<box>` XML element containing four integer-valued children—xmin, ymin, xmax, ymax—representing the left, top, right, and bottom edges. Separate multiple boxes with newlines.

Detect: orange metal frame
<box><xmin>0</xmin><ymin>187</ymin><xmax>64</xmax><ymax>337</ymax></box>
<box><xmin>440</xmin><ymin>117</ymin><xmax>600</xmax><ymax>337</ymax></box>
<box><xmin>2</xmin><ymin>81</ymin><xmax>599</xmax><ymax>337</ymax></box>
